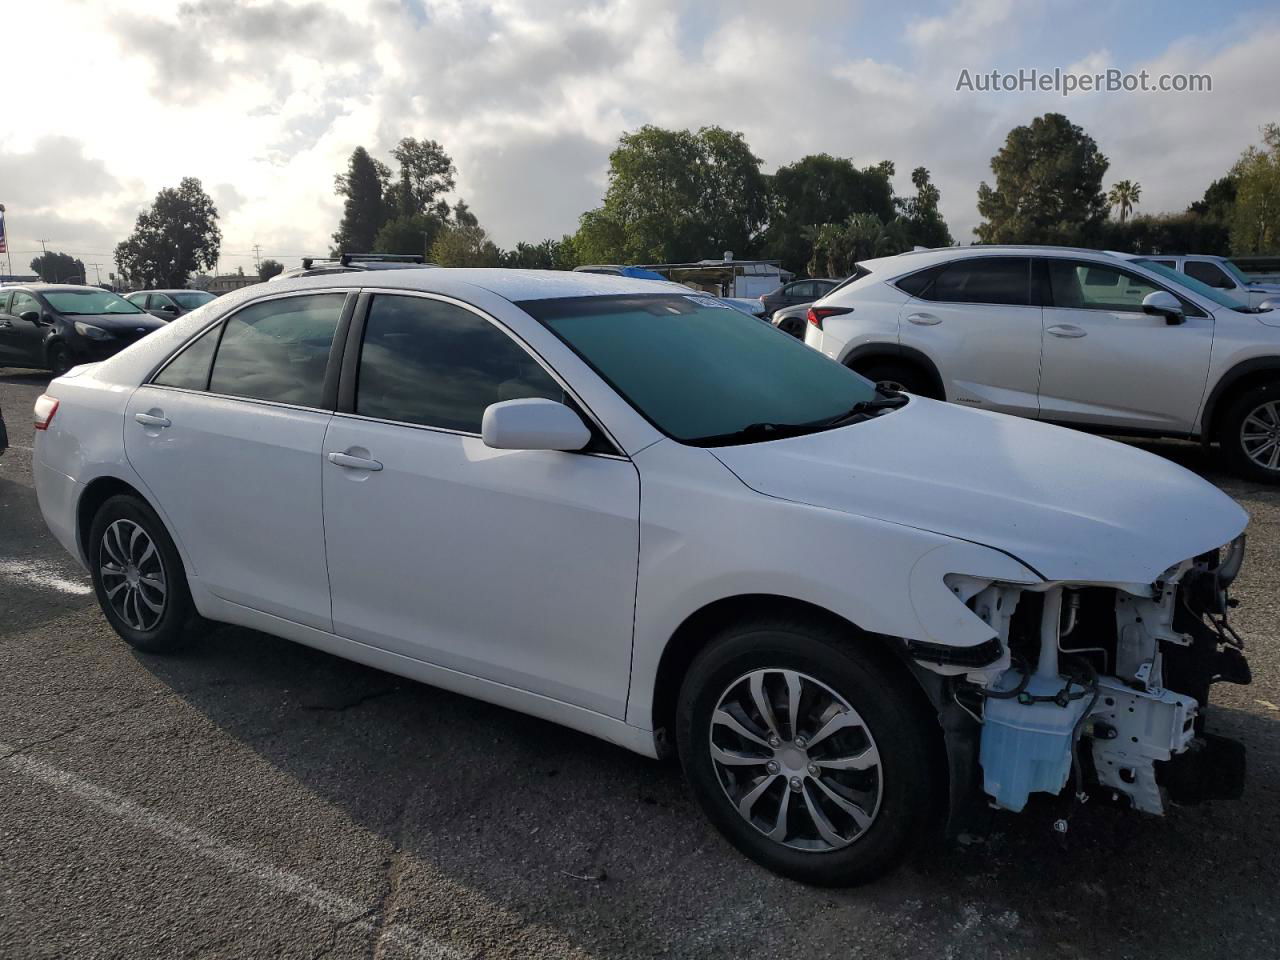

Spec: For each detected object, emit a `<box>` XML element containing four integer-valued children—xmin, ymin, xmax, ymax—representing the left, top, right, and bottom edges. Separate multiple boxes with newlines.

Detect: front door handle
<box><xmin>906</xmin><ymin>312</ymin><xmax>941</xmax><ymax>325</ymax></box>
<box><xmin>327</xmin><ymin>451</ymin><xmax>383</xmax><ymax>471</ymax></box>
<box><xmin>1046</xmin><ymin>324</ymin><xmax>1087</xmax><ymax>339</ymax></box>
<box><xmin>134</xmin><ymin>412</ymin><xmax>171</xmax><ymax>427</ymax></box>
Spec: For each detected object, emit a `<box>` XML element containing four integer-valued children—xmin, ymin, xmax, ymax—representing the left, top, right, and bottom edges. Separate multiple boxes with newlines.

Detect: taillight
<box><xmin>34</xmin><ymin>394</ymin><xmax>59</xmax><ymax>431</ymax></box>
<box><xmin>806</xmin><ymin>305</ymin><xmax>852</xmax><ymax>330</ymax></box>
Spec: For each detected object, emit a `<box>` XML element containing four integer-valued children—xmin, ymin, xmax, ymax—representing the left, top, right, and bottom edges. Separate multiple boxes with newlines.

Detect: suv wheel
<box><xmin>88</xmin><ymin>494</ymin><xmax>201</xmax><ymax>652</ymax></box>
<box><xmin>676</xmin><ymin>617</ymin><xmax>936</xmax><ymax>885</ymax></box>
<box><xmin>1219</xmin><ymin>382</ymin><xmax>1280</xmax><ymax>483</ymax></box>
<box><xmin>853</xmin><ymin>360</ymin><xmax>938</xmax><ymax>399</ymax></box>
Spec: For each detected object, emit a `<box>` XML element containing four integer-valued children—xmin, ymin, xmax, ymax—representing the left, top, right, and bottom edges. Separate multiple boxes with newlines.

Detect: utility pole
<box><xmin>36</xmin><ymin>239</ymin><xmax>50</xmax><ymax>280</ymax></box>
<box><xmin>88</xmin><ymin>262</ymin><xmax>103</xmax><ymax>285</ymax></box>
<box><xmin>252</xmin><ymin>244</ymin><xmax>262</xmax><ymax>272</ymax></box>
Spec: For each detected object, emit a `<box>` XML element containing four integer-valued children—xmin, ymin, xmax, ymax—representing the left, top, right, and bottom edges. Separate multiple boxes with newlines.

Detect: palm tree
<box><xmin>1108</xmin><ymin>180</ymin><xmax>1142</xmax><ymax>223</ymax></box>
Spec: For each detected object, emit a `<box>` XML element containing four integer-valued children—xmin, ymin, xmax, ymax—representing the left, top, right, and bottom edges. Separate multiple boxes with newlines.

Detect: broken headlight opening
<box><xmin>933</xmin><ymin>544</ymin><xmax>1251</xmax><ymax>827</ymax></box>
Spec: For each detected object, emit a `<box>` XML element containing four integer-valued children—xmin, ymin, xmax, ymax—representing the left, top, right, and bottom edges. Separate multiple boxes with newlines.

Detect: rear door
<box><xmin>1036</xmin><ymin>257</ymin><xmax>1213</xmax><ymax>433</ymax></box>
<box><xmin>125</xmin><ymin>291</ymin><xmax>351</xmax><ymax>628</ymax></box>
<box><xmin>896</xmin><ymin>257</ymin><xmax>1043</xmax><ymax>416</ymax></box>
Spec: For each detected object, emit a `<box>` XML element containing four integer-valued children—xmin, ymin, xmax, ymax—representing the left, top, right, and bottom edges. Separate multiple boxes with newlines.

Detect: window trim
<box><xmin>1040</xmin><ymin>257</ymin><xmax>1208</xmax><ymax>319</ymax></box>
<box><xmin>335</xmin><ymin>288</ymin><xmax>627</xmax><ymax>458</ymax></box>
<box><xmin>145</xmin><ymin>288</ymin><xmax>357</xmax><ymax>410</ymax></box>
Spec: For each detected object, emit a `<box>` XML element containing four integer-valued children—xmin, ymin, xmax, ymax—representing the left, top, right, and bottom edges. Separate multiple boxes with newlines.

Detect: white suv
<box><xmin>806</xmin><ymin>245</ymin><xmax>1280</xmax><ymax>481</ymax></box>
<box><xmin>1121</xmin><ymin>253</ymin><xmax>1280</xmax><ymax>310</ymax></box>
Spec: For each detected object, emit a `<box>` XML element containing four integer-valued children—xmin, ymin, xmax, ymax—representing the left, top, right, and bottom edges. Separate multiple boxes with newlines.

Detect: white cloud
<box><xmin>0</xmin><ymin>0</ymin><xmax>1276</xmax><ymax>278</ymax></box>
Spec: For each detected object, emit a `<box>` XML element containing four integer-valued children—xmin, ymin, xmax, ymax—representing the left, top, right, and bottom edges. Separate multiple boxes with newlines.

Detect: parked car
<box><xmin>719</xmin><ymin>296</ymin><xmax>770</xmax><ymax>319</ymax></box>
<box><xmin>34</xmin><ymin>269</ymin><xmax>1251</xmax><ymax>885</ymax></box>
<box><xmin>0</xmin><ymin>402</ymin><xmax>7</xmax><ymax>455</ymax></box>
<box><xmin>772</xmin><ymin>302</ymin><xmax>812</xmax><ymax>339</ymax></box>
<box><xmin>125</xmin><ymin>289</ymin><xmax>217</xmax><ymax>320</ymax></box>
<box><xmin>271</xmin><ymin>253</ymin><xmax>437</xmax><ymax>282</ymax></box>
<box><xmin>805</xmin><ymin>245</ymin><xmax>1280</xmax><ymax>482</ymax></box>
<box><xmin>0</xmin><ymin>284</ymin><xmax>164</xmax><ymax>375</ymax></box>
<box><xmin>760</xmin><ymin>278</ymin><xmax>840</xmax><ymax>317</ymax></box>
<box><xmin>1119</xmin><ymin>253</ymin><xmax>1280</xmax><ymax>310</ymax></box>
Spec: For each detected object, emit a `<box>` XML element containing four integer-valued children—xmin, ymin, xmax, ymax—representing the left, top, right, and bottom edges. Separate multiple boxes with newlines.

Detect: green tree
<box><xmin>1107</xmin><ymin>179</ymin><xmax>1142</xmax><ymax>223</ymax></box>
<box><xmin>1099</xmin><ymin>212</ymin><xmax>1230</xmax><ymax>256</ymax></box>
<box><xmin>1230</xmin><ymin>123</ymin><xmax>1280</xmax><ymax>255</ymax></box>
<box><xmin>333</xmin><ymin>147</ymin><xmax>391</xmax><ymax>253</ymax></box>
<box><xmin>257</xmin><ymin>259</ymin><xmax>284</xmax><ymax>281</ymax></box>
<box><xmin>498</xmin><ymin>238</ymin><xmax>579</xmax><ymax>270</ymax></box>
<box><xmin>373</xmin><ymin>213</ymin><xmax>447</xmax><ymax>257</ymax></box>
<box><xmin>428</xmin><ymin>224</ymin><xmax>503</xmax><ymax>267</ymax></box>
<box><xmin>975</xmin><ymin>113</ymin><xmax>1109</xmax><ymax>244</ymax></box>
<box><xmin>572</xmin><ymin>125</ymin><xmax>769</xmax><ymax>264</ymax></box>
<box><xmin>30</xmin><ymin>251</ymin><xmax>86</xmax><ymax>283</ymax></box>
<box><xmin>452</xmin><ymin>198</ymin><xmax>478</xmax><ymax>228</ymax></box>
<box><xmin>764</xmin><ymin>153</ymin><xmax>897</xmax><ymax>274</ymax></box>
<box><xmin>115</xmin><ymin>177</ymin><xmax>221</xmax><ymax>288</ymax></box>
<box><xmin>391</xmin><ymin>137</ymin><xmax>456</xmax><ymax>219</ymax></box>
<box><xmin>897</xmin><ymin>166</ymin><xmax>953</xmax><ymax>248</ymax></box>
<box><xmin>1189</xmin><ymin>175</ymin><xmax>1237</xmax><ymax>220</ymax></box>
<box><xmin>807</xmin><ymin>213</ymin><xmax>909</xmax><ymax>278</ymax></box>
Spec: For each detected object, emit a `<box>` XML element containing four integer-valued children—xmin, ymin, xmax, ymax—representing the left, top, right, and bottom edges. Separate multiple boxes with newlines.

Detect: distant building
<box><xmin>207</xmin><ymin>273</ymin><xmax>260</xmax><ymax>294</ymax></box>
<box><xmin>634</xmin><ymin>255</ymin><xmax>792</xmax><ymax>299</ymax></box>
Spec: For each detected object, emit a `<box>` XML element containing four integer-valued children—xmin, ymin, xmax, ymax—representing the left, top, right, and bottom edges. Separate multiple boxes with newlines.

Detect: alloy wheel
<box><xmin>1240</xmin><ymin>400</ymin><xmax>1280</xmax><ymax>472</ymax></box>
<box><xmin>709</xmin><ymin>668</ymin><xmax>882</xmax><ymax>852</ymax></box>
<box><xmin>99</xmin><ymin>519</ymin><xmax>168</xmax><ymax>631</ymax></box>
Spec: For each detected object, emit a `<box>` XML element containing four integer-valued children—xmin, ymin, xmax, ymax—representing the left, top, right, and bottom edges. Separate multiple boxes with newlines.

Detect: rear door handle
<box><xmin>327</xmin><ymin>451</ymin><xmax>383</xmax><ymax>471</ymax></box>
<box><xmin>1046</xmin><ymin>324</ymin><xmax>1087</xmax><ymax>339</ymax></box>
<box><xmin>134</xmin><ymin>412</ymin><xmax>171</xmax><ymax>427</ymax></box>
<box><xmin>906</xmin><ymin>312</ymin><xmax>941</xmax><ymax>325</ymax></box>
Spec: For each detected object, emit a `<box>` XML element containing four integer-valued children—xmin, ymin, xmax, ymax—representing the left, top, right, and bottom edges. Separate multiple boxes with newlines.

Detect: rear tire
<box><xmin>853</xmin><ymin>360</ymin><xmax>939</xmax><ymax>399</ymax></box>
<box><xmin>676</xmin><ymin>617</ymin><xmax>938</xmax><ymax>886</ymax></box>
<box><xmin>88</xmin><ymin>494</ymin><xmax>200</xmax><ymax>653</ymax></box>
<box><xmin>1218</xmin><ymin>382</ymin><xmax>1280</xmax><ymax>483</ymax></box>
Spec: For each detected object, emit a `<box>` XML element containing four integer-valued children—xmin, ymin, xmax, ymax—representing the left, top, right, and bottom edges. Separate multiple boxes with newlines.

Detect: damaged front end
<box><xmin>923</xmin><ymin>536</ymin><xmax>1250</xmax><ymax>821</ymax></box>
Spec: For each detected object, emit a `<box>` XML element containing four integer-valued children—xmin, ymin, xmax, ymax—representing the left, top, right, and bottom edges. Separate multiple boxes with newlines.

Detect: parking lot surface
<box><xmin>2</xmin><ymin>365</ymin><xmax>1279</xmax><ymax>960</ymax></box>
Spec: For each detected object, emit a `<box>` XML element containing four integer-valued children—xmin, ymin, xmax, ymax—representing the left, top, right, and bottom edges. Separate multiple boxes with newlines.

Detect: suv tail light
<box><xmin>806</xmin><ymin>305</ymin><xmax>853</xmax><ymax>330</ymax></box>
<box><xmin>34</xmin><ymin>394</ymin><xmax>60</xmax><ymax>431</ymax></box>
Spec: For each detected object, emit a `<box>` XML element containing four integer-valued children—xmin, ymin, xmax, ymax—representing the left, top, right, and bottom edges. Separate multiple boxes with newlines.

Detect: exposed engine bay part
<box><xmin>937</xmin><ymin>537</ymin><xmax>1251</xmax><ymax>818</ymax></box>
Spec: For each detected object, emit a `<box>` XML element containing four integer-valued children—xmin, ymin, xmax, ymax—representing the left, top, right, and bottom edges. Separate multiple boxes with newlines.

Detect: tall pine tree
<box><xmin>332</xmin><ymin>147</ymin><xmax>390</xmax><ymax>253</ymax></box>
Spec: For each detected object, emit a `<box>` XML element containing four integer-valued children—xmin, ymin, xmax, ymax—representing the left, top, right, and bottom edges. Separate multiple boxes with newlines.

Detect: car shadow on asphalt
<box><xmin>132</xmin><ymin>621</ymin><xmax>1280</xmax><ymax>959</ymax></box>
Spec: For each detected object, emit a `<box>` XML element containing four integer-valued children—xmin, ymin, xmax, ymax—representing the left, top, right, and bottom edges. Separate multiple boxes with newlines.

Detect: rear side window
<box><xmin>208</xmin><ymin>294</ymin><xmax>344</xmax><ymax>407</ymax></box>
<box><xmin>153</xmin><ymin>324</ymin><xmax>220</xmax><ymax>390</ymax></box>
<box><xmin>925</xmin><ymin>258</ymin><xmax>1031</xmax><ymax>306</ymax></box>
<box><xmin>894</xmin><ymin>265</ymin><xmax>946</xmax><ymax>298</ymax></box>
<box><xmin>355</xmin><ymin>294</ymin><xmax>563</xmax><ymax>432</ymax></box>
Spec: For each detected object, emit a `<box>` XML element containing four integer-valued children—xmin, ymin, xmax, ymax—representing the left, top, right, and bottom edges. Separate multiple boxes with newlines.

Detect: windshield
<box><xmin>1131</xmin><ymin>259</ymin><xmax>1245</xmax><ymax>311</ymax></box>
<box><xmin>521</xmin><ymin>293</ymin><xmax>879</xmax><ymax>445</ymax></box>
<box><xmin>171</xmin><ymin>290</ymin><xmax>216</xmax><ymax>308</ymax></box>
<box><xmin>43</xmin><ymin>289</ymin><xmax>146</xmax><ymax>316</ymax></box>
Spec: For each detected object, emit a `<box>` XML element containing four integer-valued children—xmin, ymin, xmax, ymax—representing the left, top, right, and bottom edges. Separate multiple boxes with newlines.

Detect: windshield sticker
<box><xmin>684</xmin><ymin>295</ymin><xmax>730</xmax><ymax>309</ymax></box>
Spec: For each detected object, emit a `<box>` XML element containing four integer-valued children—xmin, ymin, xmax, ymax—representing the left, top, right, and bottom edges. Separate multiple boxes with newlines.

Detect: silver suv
<box><xmin>805</xmin><ymin>244</ymin><xmax>1280</xmax><ymax>482</ymax></box>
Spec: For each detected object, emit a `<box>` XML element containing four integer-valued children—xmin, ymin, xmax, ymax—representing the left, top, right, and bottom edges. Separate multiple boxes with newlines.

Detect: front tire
<box><xmin>47</xmin><ymin>342</ymin><xmax>73</xmax><ymax>377</ymax></box>
<box><xmin>88</xmin><ymin>494</ymin><xmax>199</xmax><ymax>653</ymax></box>
<box><xmin>1219</xmin><ymin>382</ymin><xmax>1280</xmax><ymax>483</ymax></box>
<box><xmin>676</xmin><ymin>618</ymin><xmax>938</xmax><ymax>885</ymax></box>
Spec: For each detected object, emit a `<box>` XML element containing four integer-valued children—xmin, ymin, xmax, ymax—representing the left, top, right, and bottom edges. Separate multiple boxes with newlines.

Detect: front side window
<box><xmin>208</xmin><ymin>293</ymin><xmax>344</xmax><ymax>407</ymax></box>
<box><xmin>153</xmin><ymin>323</ymin><xmax>221</xmax><ymax>391</ymax></box>
<box><xmin>11</xmin><ymin>293</ymin><xmax>37</xmax><ymax>315</ymax></box>
<box><xmin>925</xmin><ymin>258</ymin><xmax>1031</xmax><ymax>306</ymax></box>
<box><xmin>42</xmin><ymin>289</ymin><xmax>144</xmax><ymax>315</ymax></box>
<box><xmin>1048</xmin><ymin>260</ymin><xmax>1162</xmax><ymax>312</ymax></box>
<box><xmin>1184</xmin><ymin>260</ymin><xmax>1233</xmax><ymax>289</ymax></box>
<box><xmin>355</xmin><ymin>294</ymin><xmax>564</xmax><ymax>432</ymax></box>
<box><xmin>522</xmin><ymin>293</ymin><xmax>879</xmax><ymax>445</ymax></box>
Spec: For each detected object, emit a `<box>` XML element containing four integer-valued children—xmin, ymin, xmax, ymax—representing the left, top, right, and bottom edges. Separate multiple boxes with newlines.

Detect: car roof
<box><xmin>13</xmin><ymin>283</ymin><xmax>114</xmax><ymax>294</ymax></box>
<box><xmin>857</xmin><ymin>244</ymin><xmax>1126</xmax><ymax>276</ymax></box>
<box><xmin>263</xmin><ymin>267</ymin><xmax>688</xmax><ymax>302</ymax></box>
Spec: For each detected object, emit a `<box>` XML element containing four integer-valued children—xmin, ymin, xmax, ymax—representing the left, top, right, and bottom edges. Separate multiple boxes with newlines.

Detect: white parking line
<box><xmin>0</xmin><ymin>743</ymin><xmax>459</xmax><ymax>960</ymax></box>
<box><xmin>0</xmin><ymin>559</ymin><xmax>93</xmax><ymax>596</ymax></box>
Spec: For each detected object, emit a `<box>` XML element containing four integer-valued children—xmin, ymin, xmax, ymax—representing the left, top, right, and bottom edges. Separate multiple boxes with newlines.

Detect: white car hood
<box><xmin>710</xmin><ymin>398</ymin><xmax>1248</xmax><ymax>584</ymax></box>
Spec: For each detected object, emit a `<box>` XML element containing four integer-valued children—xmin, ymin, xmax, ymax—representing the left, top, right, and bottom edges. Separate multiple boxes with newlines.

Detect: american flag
<box><xmin>0</xmin><ymin>207</ymin><xmax>7</xmax><ymax>255</ymax></box>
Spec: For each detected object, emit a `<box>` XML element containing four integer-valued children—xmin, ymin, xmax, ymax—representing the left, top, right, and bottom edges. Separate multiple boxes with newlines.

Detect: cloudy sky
<box><xmin>2</xmin><ymin>0</ymin><xmax>1278</xmax><ymax>279</ymax></box>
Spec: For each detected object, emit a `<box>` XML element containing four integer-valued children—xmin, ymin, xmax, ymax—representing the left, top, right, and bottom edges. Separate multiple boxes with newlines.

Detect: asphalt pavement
<box><xmin>2</xmin><ymin>366</ymin><xmax>1279</xmax><ymax>959</ymax></box>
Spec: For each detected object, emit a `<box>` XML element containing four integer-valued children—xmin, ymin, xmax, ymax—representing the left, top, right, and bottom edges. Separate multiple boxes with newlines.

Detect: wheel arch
<box><xmin>1201</xmin><ymin>357</ymin><xmax>1280</xmax><ymax>442</ymax></box>
<box><xmin>840</xmin><ymin>343</ymin><xmax>946</xmax><ymax>400</ymax></box>
<box><xmin>76</xmin><ymin>475</ymin><xmax>157</xmax><ymax>565</ymax></box>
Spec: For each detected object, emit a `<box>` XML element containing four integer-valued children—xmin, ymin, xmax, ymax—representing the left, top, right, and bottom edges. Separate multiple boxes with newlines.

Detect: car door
<box><xmin>124</xmin><ymin>291</ymin><xmax>350</xmax><ymax>629</ymax></box>
<box><xmin>321</xmin><ymin>292</ymin><xmax>641</xmax><ymax>718</ymax></box>
<box><xmin>0</xmin><ymin>291</ymin><xmax>15</xmax><ymax>363</ymax></box>
<box><xmin>896</xmin><ymin>256</ymin><xmax>1043</xmax><ymax>416</ymax></box>
<box><xmin>0</xmin><ymin>291</ymin><xmax>51</xmax><ymax>367</ymax></box>
<box><xmin>1037</xmin><ymin>258</ymin><xmax>1213</xmax><ymax>433</ymax></box>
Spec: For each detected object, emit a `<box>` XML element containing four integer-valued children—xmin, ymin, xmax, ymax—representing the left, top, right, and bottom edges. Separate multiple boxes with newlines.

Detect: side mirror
<box><xmin>481</xmin><ymin>398</ymin><xmax>590</xmax><ymax>452</ymax></box>
<box><xmin>19</xmin><ymin>310</ymin><xmax>41</xmax><ymax>324</ymax></box>
<box><xmin>1258</xmin><ymin>299</ymin><xmax>1279</xmax><ymax>313</ymax></box>
<box><xmin>1142</xmin><ymin>291</ymin><xmax>1185</xmax><ymax>325</ymax></box>
<box><xmin>160</xmin><ymin>304</ymin><xmax>178</xmax><ymax>313</ymax></box>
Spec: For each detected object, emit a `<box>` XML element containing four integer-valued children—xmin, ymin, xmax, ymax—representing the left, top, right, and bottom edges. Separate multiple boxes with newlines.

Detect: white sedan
<box><xmin>33</xmin><ymin>269</ymin><xmax>1252</xmax><ymax>885</ymax></box>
